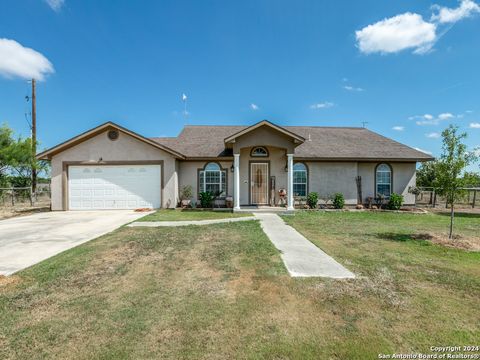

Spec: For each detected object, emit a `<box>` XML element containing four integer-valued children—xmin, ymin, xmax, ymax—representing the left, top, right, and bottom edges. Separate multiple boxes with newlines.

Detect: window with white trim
<box><xmin>376</xmin><ymin>163</ymin><xmax>392</xmax><ymax>197</ymax></box>
<box><xmin>199</xmin><ymin>162</ymin><xmax>226</xmax><ymax>197</ymax></box>
<box><xmin>251</xmin><ymin>147</ymin><xmax>268</xmax><ymax>157</ymax></box>
<box><xmin>293</xmin><ymin>163</ymin><xmax>307</xmax><ymax>197</ymax></box>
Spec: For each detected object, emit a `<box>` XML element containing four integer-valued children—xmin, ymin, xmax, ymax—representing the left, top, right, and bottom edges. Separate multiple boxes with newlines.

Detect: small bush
<box><xmin>306</xmin><ymin>192</ymin><xmax>319</xmax><ymax>209</ymax></box>
<box><xmin>387</xmin><ymin>193</ymin><xmax>404</xmax><ymax>210</ymax></box>
<box><xmin>199</xmin><ymin>191</ymin><xmax>214</xmax><ymax>208</ymax></box>
<box><xmin>332</xmin><ymin>193</ymin><xmax>345</xmax><ymax>209</ymax></box>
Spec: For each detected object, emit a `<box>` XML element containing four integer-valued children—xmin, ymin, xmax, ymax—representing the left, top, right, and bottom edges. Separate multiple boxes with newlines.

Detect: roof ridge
<box><xmin>285</xmin><ymin>126</ymin><xmax>365</xmax><ymax>129</ymax></box>
<box><xmin>182</xmin><ymin>124</ymin><xmax>365</xmax><ymax>129</ymax></box>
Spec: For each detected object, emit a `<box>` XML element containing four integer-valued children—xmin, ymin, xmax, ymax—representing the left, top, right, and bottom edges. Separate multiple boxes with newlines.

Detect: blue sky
<box><xmin>0</xmin><ymin>0</ymin><xmax>479</xmax><ymax>167</ymax></box>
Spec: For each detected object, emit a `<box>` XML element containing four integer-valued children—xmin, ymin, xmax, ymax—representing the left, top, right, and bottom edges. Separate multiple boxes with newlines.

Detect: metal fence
<box><xmin>416</xmin><ymin>187</ymin><xmax>478</xmax><ymax>208</ymax></box>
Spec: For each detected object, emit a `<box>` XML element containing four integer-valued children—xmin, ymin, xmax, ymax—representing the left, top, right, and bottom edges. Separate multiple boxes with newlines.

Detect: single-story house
<box><xmin>38</xmin><ymin>120</ymin><xmax>433</xmax><ymax>211</ymax></box>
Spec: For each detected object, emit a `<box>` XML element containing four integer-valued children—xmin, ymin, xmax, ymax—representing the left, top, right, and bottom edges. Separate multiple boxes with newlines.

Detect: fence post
<box><xmin>30</xmin><ymin>187</ymin><xmax>34</xmax><ymax>206</ymax></box>
<box><xmin>432</xmin><ymin>189</ymin><xmax>437</xmax><ymax>208</ymax></box>
<box><xmin>473</xmin><ymin>190</ymin><xmax>477</xmax><ymax>209</ymax></box>
<box><xmin>11</xmin><ymin>187</ymin><xmax>14</xmax><ymax>207</ymax></box>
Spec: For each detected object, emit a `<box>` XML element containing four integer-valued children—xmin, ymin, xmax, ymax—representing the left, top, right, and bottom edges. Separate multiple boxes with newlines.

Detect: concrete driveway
<box><xmin>0</xmin><ymin>211</ymin><xmax>149</xmax><ymax>276</ymax></box>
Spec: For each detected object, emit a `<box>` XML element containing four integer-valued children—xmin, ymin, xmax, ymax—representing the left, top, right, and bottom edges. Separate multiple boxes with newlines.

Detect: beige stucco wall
<box><xmin>306</xmin><ymin>162</ymin><xmax>358</xmax><ymax>205</ymax></box>
<box><xmin>178</xmin><ymin>160</ymin><xmax>233</xmax><ymax>205</ymax></box>
<box><xmin>358</xmin><ymin>162</ymin><xmax>416</xmax><ymax>205</ymax></box>
<box><xmin>50</xmin><ymin>130</ymin><xmax>178</xmax><ymax>210</ymax></box>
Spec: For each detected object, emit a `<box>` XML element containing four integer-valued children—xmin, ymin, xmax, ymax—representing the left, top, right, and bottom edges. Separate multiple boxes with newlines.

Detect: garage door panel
<box><xmin>68</xmin><ymin>165</ymin><xmax>161</xmax><ymax>210</ymax></box>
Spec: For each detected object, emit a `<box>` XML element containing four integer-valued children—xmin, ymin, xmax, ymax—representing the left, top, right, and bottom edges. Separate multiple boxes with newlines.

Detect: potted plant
<box><xmin>180</xmin><ymin>185</ymin><xmax>193</xmax><ymax>208</ymax></box>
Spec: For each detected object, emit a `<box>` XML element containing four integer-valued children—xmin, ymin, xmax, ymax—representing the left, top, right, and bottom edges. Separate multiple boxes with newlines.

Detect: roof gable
<box><xmin>37</xmin><ymin>122</ymin><xmax>185</xmax><ymax>160</ymax></box>
<box><xmin>224</xmin><ymin>120</ymin><xmax>305</xmax><ymax>144</ymax></box>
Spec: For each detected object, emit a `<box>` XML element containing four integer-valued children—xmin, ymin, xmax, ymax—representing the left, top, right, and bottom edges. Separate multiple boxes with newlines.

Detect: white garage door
<box><xmin>68</xmin><ymin>165</ymin><xmax>161</xmax><ymax>210</ymax></box>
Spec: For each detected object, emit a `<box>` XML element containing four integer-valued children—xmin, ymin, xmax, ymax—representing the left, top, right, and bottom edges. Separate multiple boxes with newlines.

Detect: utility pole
<box><xmin>31</xmin><ymin>78</ymin><xmax>37</xmax><ymax>195</ymax></box>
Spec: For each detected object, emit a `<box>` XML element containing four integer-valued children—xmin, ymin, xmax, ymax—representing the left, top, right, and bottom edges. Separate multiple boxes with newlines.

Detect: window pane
<box><xmin>293</xmin><ymin>163</ymin><xmax>306</xmax><ymax>171</ymax></box>
<box><xmin>293</xmin><ymin>163</ymin><xmax>308</xmax><ymax>197</ymax></box>
<box><xmin>251</xmin><ymin>147</ymin><xmax>268</xmax><ymax>157</ymax></box>
<box><xmin>205</xmin><ymin>162</ymin><xmax>220</xmax><ymax>171</ymax></box>
<box><xmin>377</xmin><ymin>184</ymin><xmax>391</xmax><ymax>197</ymax></box>
<box><xmin>199</xmin><ymin>171</ymin><xmax>205</xmax><ymax>192</ymax></box>
<box><xmin>376</xmin><ymin>163</ymin><xmax>391</xmax><ymax>197</ymax></box>
<box><xmin>200</xmin><ymin>167</ymin><xmax>226</xmax><ymax>197</ymax></box>
<box><xmin>293</xmin><ymin>171</ymin><xmax>306</xmax><ymax>183</ymax></box>
<box><xmin>293</xmin><ymin>184</ymin><xmax>306</xmax><ymax>197</ymax></box>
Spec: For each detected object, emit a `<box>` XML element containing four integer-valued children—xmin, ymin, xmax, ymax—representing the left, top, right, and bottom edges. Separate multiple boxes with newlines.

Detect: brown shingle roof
<box><xmin>150</xmin><ymin>125</ymin><xmax>433</xmax><ymax>161</ymax></box>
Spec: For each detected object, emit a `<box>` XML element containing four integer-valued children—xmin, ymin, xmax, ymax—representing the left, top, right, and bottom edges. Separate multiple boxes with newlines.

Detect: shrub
<box><xmin>387</xmin><ymin>193</ymin><xmax>404</xmax><ymax>210</ymax></box>
<box><xmin>375</xmin><ymin>194</ymin><xmax>386</xmax><ymax>208</ymax></box>
<box><xmin>332</xmin><ymin>193</ymin><xmax>345</xmax><ymax>209</ymax></box>
<box><xmin>306</xmin><ymin>192</ymin><xmax>319</xmax><ymax>209</ymax></box>
<box><xmin>199</xmin><ymin>191</ymin><xmax>214</xmax><ymax>208</ymax></box>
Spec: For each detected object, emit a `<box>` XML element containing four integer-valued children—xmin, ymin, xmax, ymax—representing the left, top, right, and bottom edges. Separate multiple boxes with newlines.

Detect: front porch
<box><xmin>226</xmin><ymin>120</ymin><xmax>305</xmax><ymax>212</ymax></box>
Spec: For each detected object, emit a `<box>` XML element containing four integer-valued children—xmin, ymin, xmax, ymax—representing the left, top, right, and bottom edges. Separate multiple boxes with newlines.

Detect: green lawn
<box><xmin>1</xmin><ymin>212</ymin><xmax>479</xmax><ymax>359</ymax></box>
<box><xmin>138</xmin><ymin>209</ymin><xmax>253</xmax><ymax>221</ymax></box>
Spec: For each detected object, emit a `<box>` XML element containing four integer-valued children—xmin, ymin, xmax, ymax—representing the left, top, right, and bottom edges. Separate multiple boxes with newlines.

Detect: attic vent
<box><xmin>108</xmin><ymin>130</ymin><xmax>119</xmax><ymax>141</ymax></box>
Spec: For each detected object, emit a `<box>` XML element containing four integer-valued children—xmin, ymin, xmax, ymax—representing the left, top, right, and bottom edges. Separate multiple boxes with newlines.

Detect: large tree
<box><xmin>434</xmin><ymin>125</ymin><xmax>478</xmax><ymax>239</ymax></box>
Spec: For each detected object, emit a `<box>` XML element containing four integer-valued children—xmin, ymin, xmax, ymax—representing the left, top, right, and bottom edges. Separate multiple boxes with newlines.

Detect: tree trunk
<box><xmin>449</xmin><ymin>202</ymin><xmax>454</xmax><ymax>239</ymax></box>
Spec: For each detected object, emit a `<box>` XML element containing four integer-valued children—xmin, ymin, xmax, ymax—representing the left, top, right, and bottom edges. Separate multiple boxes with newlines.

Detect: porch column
<box><xmin>233</xmin><ymin>153</ymin><xmax>240</xmax><ymax>210</ymax></box>
<box><xmin>287</xmin><ymin>153</ymin><xmax>294</xmax><ymax>211</ymax></box>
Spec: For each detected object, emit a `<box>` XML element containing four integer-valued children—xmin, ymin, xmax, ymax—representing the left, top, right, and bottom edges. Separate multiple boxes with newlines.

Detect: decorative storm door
<box><xmin>250</xmin><ymin>163</ymin><xmax>269</xmax><ymax>205</ymax></box>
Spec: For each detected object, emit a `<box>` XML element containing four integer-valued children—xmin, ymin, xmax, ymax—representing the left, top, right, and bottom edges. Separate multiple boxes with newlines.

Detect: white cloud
<box><xmin>426</xmin><ymin>132</ymin><xmax>441</xmax><ymax>138</ymax></box>
<box><xmin>409</xmin><ymin>114</ymin><xmax>434</xmax><ymax>121</ymax></box>
<box><xmin>392</xmin><ymin>126</ymin><xmax>404</xmax><ymax>131</ymax></box>
<box><xmin>431</xmin><ymin>0</ymin><xmax>480</xmax><ymax>24</ymax></box>
<box><xmin>470</xmin><ymin>122</ymin><xmax>480</xmax><ymax>128</ymax></box>
<box><xmin>355</xmin><ymin>13</ymin><xmax>436</xmax><ymax>54</ymax></box>
<box><xmin>0</xmin><ymin>38</ymin><xmax>54</xmax><ymax>81</ymax></box>
<box><xmin>411</xmin><ymin>112</ymin><xmax>458</xmax><ymax>125</ymax></box>
<box><xmin>310</xmin><ymin>102</ymin><xmax>334</xmax><ymax>109</ymax></box>
<box><xmin>355</xmin><ymin>1</ymin><xmax>480</xmax><ymax>55</ymax></box>
<box><xmin>250</xmin><ymin>103</ymin><xmax>259</xmax><ymax>110</ymax></box>
<box><xmin>45</xmin><ymin>0</ymin><xmax>65</xmax><ymax>12</ymax></box>
<box><xmin>414</xmin><ymin>147</ymin><xmax>433</xmax><ymax>155</ymax></box>
<box><xmin>438</xmin><ymin>112</ymin><xmax>454</xmax><ymax>120</ymax></box>
<box><xmin>344</xmin><ymin>85</ymin><xmax>365</xmax><ymax>92</ymax></box>
<box><xmin>466</xmin><ymin>110</ymin><xmax>474</xmax><ymax>113</ymax></box>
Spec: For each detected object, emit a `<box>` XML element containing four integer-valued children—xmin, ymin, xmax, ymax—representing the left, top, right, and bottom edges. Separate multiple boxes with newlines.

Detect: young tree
<box><xmin>434</xmin><ymin>125</ymin><xmax>478</xmax><ymax>239</ymax></box>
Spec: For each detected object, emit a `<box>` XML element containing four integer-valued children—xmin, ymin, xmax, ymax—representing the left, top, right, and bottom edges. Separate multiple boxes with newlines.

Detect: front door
<box><xmin>250</xmin><ymin>162</ymin><xmax>269</xmax><ymax>205</ymax></box>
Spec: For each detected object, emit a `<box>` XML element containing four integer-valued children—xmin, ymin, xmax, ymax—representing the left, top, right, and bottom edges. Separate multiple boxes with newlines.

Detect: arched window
<box><xmin>199</xmin><ymin>162</ymin><xmax>226</xmax><ymax>197</ymax></box>
<box><xmin>251</xmin><ymin>147</ymin><xmax>268</xmax><ymax>157</ymax></box>
<box><xmin>293</xmin><ymin>163</ymin><xmax>308</xmax><ymax>197</ymax></box>
<box><xmin>376</xmin><ymin>163</ymin><xmax>392</xmax><ymax>197</ymax></box>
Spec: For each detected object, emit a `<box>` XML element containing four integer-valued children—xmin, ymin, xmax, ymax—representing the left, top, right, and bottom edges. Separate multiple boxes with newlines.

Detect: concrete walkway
<box><xmin>0</xmin><ymin>211</ymin><xmax>149</xmax><ymax>276</ymax></box>
<box><xmin>128</xmin><ymin>216</ymin><xmax>256</xmax><ymax>227</ymax></box>
<box><xmin>254</xmin><ymin>213</ymin><xmax>355</xmax><ymax>278</ymax></box>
